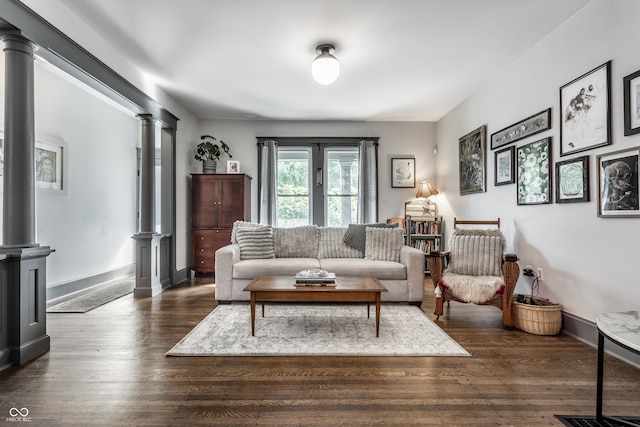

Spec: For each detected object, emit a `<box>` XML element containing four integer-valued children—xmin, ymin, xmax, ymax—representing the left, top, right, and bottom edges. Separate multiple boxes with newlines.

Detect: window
<box><xmin>259</xmin><ymin>138</ymin><xmax>378</xmax><ymax>226</ymax></box>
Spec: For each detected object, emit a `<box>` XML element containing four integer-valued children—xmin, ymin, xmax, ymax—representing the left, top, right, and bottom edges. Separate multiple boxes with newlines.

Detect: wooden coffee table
<box><xmin>243</xmin><ymin>276</ymin><xmax>388</xmax><ymax>337</ymax></box>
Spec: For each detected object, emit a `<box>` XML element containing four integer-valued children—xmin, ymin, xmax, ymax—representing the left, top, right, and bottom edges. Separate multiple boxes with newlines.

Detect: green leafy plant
<box><xmin>195</xmin><ymin>135</ymin><xmax>232</xmax><ymax>161</ymax></box>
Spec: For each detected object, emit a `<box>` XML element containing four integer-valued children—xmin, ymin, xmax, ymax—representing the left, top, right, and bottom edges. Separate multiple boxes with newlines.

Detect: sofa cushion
<box><xmin>231</xmin><ymin>220</ymin><xmax>262</xmax><ymax>244</ymax></box>
<box><xmin>236</xmin><ymin>225</ymin><xmax>276</xmax><ymax>260</ymax></box>
<box><xmin>448</xmin><ymin>229</ymin><xmax>504</xmax><ymax>277</ymax></box>
<box><xmin>343</xmin><ymin>222</ymin><xmax>400</xmax><ymax>252</ymax></box>
<box><xmin>364</xmin><ymin>227</ymin><xmax>403</xmax><ymax>262</ymax></box>
<box><xmin>319</xmin><ymin>258</ymin><xmax>406</xmax><ymax>280</ymax></box>
<box><xmin>233</xmin><ymin>258</ymin><xmax>321</xmax><ymax>279</ymax></box>
<box><xmin>318</xmin><ymin>227</ymin><xmax>364</xmax><ymax>259</ymax></box>
<box><xmin>273</xmin><ymin>225</ymin><xmax>319</xmax><ymax>258</ymax></box>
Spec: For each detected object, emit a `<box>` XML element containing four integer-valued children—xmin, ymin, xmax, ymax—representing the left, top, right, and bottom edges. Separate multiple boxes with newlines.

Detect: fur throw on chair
<box><xmin>440</xmin><ymin>272</ymin><xmax>503</xmax><ymax>304</ymax></box>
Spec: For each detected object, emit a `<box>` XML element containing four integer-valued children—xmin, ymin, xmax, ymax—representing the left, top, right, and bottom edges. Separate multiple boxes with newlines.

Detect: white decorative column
<box><xmin>132</xmin><ymin>114</ymin><xmax>162</xmax><ymax>298</ymax></box>
<box><xmin>0</xmin><ymin>32</ymin><xmax>53</xmax><ymax>367</ymax></box>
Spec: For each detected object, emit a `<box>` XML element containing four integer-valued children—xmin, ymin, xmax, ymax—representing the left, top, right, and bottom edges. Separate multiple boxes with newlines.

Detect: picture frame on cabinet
<box><xmin>458</xmin><ymin>125</ymin><xmax>487</xmax><ymax>195</ymax></box>
<box><xmin>597</xmin><ymin>147</ymin><xmax>640</xmax><ymax>217</ymax></box>
<box><xmin>517</xmin><ymin>137</ymin><xmax>551</xmax><ymax>205</ymax></box>
<box><xmin>227</xmin><ymin>160</ymin><xmax>240</xmax><ymax>173</ymax></box>
<box><xmin>623</xmin><ymin>68</ymin><xmax>640</xmax><ymax>136</ymax></box>
<box><xmin>555</xmin><ymin>155</ymin><xmax>589</xmax><ymax>203</ymax></box>
<box><xmin>494</xmin><ymin>146</ymin><xmax>515</xmax><ymax>186</ymax></box>
<box><xmin>391</xmin><ymin>157</ymin><xmax>415</xmax><ymax>188</ymax></box>
<box><xmin>490</xmin><ymin>108</ymin><xmax>551</xmax><ymax>150</ymax></box>
<box><xmin>559</xmin><ymin>61</ymin><xmax>611</xmax><ymax>156</ymax></box>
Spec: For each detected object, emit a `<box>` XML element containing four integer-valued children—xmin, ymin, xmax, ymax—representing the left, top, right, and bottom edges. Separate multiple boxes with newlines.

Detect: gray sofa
<box><xmin>214</xmin><ymin>223</ymin><xmax>426</xmax><ymax>304</ymax></box>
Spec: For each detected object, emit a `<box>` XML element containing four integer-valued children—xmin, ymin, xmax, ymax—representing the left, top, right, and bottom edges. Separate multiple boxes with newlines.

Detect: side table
<box><xmin>596</xmin><ymin>310</ymin><xmax>640</xmax><ymax>426</ymax></box>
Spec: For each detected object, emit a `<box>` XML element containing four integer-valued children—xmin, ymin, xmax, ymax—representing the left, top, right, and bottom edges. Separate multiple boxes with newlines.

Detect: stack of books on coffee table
<box><xmin>294</xmin><ymin>269</ymin><xmax>337</xmax><ymax>287</ymax></box>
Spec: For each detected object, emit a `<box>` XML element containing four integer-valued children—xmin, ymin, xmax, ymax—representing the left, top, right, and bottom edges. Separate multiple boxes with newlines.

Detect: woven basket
<box><xmin>512</xmin><ymin>295</ymin><xmax>562</xmax><ymax>336</ymax></box>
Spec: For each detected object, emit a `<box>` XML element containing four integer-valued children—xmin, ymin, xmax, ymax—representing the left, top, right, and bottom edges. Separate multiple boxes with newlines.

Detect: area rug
<box><xmin>555</xmin><ymin>415</ymin><xmax>640</xmax><ymax>426</ymax></box>
<box><xmin>47</xmin><ymin>280</ymin><xmax>135</xmax><ymax>313</ymax></box>
<box><xmin>166</xmin><ymin>303</ymin><xmax>470</xmax><ymax>357</ymax></box>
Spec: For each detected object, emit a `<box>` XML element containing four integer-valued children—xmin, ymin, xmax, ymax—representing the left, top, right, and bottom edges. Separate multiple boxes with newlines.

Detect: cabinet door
<box><xmin>218</xmin><ymin>178</ymin><xmax>246</xmax><ymax>227</ymax></box>
<box><xmin>192</xmin><ymin>176</ymin><xmax>218</xmax><ymax>228</ymax></box>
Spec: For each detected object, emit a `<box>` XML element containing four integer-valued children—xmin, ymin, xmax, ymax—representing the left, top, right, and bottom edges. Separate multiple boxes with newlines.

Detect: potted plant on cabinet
<box><xmin>195</xmin><ymin>134</ymin><xmax>232</xmax><ymax>173</ymax></box>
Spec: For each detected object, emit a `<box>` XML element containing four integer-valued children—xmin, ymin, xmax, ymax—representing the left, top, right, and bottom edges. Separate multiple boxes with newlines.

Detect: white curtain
<box><xmin>258</xmin><ymin>139</ymin><xmax>278</xmax><ymax>224</ymax></box>
<box><xmin>357</xmin><ymin>139</ymin><xmax>378</xmax><ymax>223</ymax></box>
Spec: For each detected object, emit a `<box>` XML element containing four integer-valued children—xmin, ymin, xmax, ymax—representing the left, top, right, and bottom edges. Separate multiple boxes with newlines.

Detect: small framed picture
<box><xmin>490</xmin><ymin>108</ymin><xmax>551</xmax><ymax>150</ymax></box>
<box><xmin>494</xmin><ymin>146</ymin><xmax>515</xmax><ymax>186</ymax></box>
<box><xmin>555</xmin><ymin>155</ymin><xmax>589</xmax><ymax>203</ymax></box>
<box><xmin>391</xmin><ymin>157</ymin><xmax>415</xmax><ymax>188</ymax></box>
<box><xmin>227</xmin><ymin>160</ymin><xmax>240</xmax><ymax>173</ymax></box>
<box><xmin>517</xmin><ymin>137</ymin><xmax>551</xmax><ymax>205</ymax></box>
<box><xmin>623</xmin><ymin>68</ymin><xmax>640</xmax><ymax>136</ymax></box>
<box><xmin>560</xmin><ymin>61</ymin><xmax>611</xmax><ymax>156</ymax></box>
<box><xmin>597</xmin><ymin>147</ymin><xmax>640</xmax><ymax>217</ymax></box>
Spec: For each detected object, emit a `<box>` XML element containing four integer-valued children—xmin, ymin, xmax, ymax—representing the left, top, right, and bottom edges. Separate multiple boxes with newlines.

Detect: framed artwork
<box><xmin>560</xmin><ymin>61</ymin><xmax>611</xmax><ymax>156</ymax></box>
<box><xmin>0</xmin><ymin>132</ymin><xmax>65</xmax><ymax>193</ymax></box>
<box><xmin>623</xmin><ymin>68</ymin><xmax>640</xmax><ymax>136</ymax></box>
<box><xmin>391</xmin><ymin>157</ymin><xmax>415</xmax><ymax>188</ymax></box>
<box><xmin>458</xmin><ymin>125</ymin><xmax>487</xmax><ymax>195</ymax></box>
<box><xmin>517</xmin><ymin>137</ymin><xmax>551</xmax><ymax>205</ymax></box>
<box><xmin>597</xmin><ymin>147</ymin><xmax>640</xmax><ymax>217</ymax></box>
<box><xmin>490</xmin><ymin>108</ymin><xmax>551</xmax><ymax>150</ymax></box>
<box><xmin>227</xmin><ymin>160</ymin><xmax>240</xmax><ymax>173</ymax></box>
<box><xmin>555</xmin><ymin>155</ymin><xmax>589</xmax><ymax>203</ymax></box>
<box><xmin>494</xmin><ymin>146</ymin><xmax>515</xmax><ymax>186</ymax></box>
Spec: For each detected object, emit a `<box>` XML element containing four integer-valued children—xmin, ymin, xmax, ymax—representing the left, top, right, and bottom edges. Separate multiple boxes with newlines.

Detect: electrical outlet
<box><xmin>536</xmin><ymin>267</ymin><xmax>544</xmax><ymax>281</ymax></box>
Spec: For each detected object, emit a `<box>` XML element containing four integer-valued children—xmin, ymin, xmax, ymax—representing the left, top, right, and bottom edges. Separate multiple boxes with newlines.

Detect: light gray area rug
<box><xmin>47</xmin><ymin>280</ymin><xmax>135</xmax><ymax>313</ymax></box>
<box><xmin>166</xmin><ymin>303</ymin><xmax>470</xmax><ymax>357</ymax></box>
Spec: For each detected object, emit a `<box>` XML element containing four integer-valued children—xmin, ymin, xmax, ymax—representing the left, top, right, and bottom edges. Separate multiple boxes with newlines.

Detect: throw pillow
<box><xmin>235</xmin><ymin>225</ymin><xmax>276</xmax><ymax>260</ymax></box>
<box><xmin>448</xmin><ymin>229</ymin><xmax>504</xmax><ymax>277</ymax></box>
<box><xmin>343</xmin><ymin>222</ymin><xmax>399</xmax><ymax>252</ymax></box>
<box><xmin>273</xmin><ymin>225</ymin><xmax>319</xmax><ymax>258</ymax></box>
<box><xmin>318</xmin><ymin>227</ymin><xmax>364</xmax><ymax>258</ymax></box>
<box><xmin>364</xmin><ymin>227</ymin><xmax>403</xmax><ymax>262</ymax></box>
<box><xmin>231</xmin><ymin>220</ymin><xmax>262</xmax><ymax>244</ymax></box>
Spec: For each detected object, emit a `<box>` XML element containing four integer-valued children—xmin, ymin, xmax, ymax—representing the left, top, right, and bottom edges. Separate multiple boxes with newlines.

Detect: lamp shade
<box><xmin>416</xmin><ymin>181</ymin><xmax>438</xmax><ymax>198</ymax></box>
<box><xmin>312</xmin><ymin>44</ymin><xmax>340</xmax><ymax>85</ymax></box>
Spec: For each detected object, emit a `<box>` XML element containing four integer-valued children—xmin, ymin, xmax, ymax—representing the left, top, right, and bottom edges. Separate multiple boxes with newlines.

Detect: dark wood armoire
<box><xmin>191</xmin><ymin>173</ymin><xmax>252</xmax><ymax>273</ymax></box>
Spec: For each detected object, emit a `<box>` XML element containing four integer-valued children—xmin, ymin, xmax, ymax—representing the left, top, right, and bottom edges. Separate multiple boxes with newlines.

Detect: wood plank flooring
<box><xmin>1</xmin><ymin>277</ymin><xmax>639</xmax><ymax>426</ymax></box>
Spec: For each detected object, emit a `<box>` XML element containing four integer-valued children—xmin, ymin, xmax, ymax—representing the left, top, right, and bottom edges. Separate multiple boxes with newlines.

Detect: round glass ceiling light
<box><xmin>311</xmin><ymin>44</ymin><xmax>340</xmax><ymax>85</ymax></box>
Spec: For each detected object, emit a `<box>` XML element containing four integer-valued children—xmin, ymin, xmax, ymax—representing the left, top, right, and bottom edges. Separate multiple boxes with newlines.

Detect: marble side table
<box><xmin>595</xmin><ymin>310</ymin><xmax>640</xmax><ymax>426</ymax></box>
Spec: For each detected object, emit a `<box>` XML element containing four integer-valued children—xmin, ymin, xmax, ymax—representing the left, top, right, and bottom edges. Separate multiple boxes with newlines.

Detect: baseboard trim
<box><xmin>562</xmin><ymin>312</ymin><xmax>640</xmax><ymax>369</ymax></box>
<box><xmin>46</xmin><ymin>265</ymin><xmax>135</xmax><ymax>301</ymax></box>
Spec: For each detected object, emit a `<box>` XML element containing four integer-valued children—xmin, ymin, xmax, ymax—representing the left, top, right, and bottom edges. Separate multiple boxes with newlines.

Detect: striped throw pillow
<box><xmin>236</xmin><ymin>225</ymin><xmax>275</xmax><ymax>260</ymax></box>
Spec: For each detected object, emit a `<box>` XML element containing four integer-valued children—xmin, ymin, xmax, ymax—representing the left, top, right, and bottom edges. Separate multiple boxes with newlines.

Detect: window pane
<box><xmin>277</xmin><ymin>149</ymin><xmax>310</xmax><ymax>226</ymax></box>
<box><xmin>326</xmin><ymin>149</ymin><xmax>359</xmax><ymax>227</ymax></box>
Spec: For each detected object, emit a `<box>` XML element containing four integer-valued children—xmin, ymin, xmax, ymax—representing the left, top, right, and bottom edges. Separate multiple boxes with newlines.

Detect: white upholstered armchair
<box><xmin>426</xmin><ymin>219</ymin><xmax>520</xmax><ymax>328</ymax></box>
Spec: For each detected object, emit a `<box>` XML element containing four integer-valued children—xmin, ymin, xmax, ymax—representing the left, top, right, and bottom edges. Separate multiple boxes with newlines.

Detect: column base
<box><xmin>132</xmin><ymin>232</ymin><xmax>164</xmax><ymax>298</ymax></box>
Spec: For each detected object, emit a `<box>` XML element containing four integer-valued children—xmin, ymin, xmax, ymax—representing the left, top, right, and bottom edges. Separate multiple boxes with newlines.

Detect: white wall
<box><xmin>436</xmin><ymin>0</ymin><xmax>640</xmax><ymax>321</ymax></box>
<box><xmin>196</xmin><ymin>120</ymin><xmax>437</xmax><ymax>222</ymax></box>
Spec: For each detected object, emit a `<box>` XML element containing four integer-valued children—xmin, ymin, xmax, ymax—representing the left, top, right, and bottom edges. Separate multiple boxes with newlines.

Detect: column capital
<box><xmin>0</xmin><ymin>32</ymin><xmax>38</xmax><ymax>55</ymax></box>
<box><xmin>136</xmin><ymin>113</ymin><xmax>154</xmax><ymax>124</ymax></box>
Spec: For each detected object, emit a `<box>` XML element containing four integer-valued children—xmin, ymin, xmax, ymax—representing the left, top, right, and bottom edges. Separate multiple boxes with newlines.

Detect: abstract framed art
<box><xmin>555</xmin><ymin>155</ymin><xmax>589</xmax><ymax>203</ymax></box>
<box><xmin>559</xmin><ymin>61</ymin><xmax>611</xmax><ymax>156</ymax></box>
<box><xmin>517</xmin><ymin>137</ymin><xmax>551</xmax><ymax>205</ymax></box>
<box><xmin>458</xmin><ymin>125</ymin><xmax>487</xmax><ymax>195</ymax></box>
<box><xmin>623</xmin><ymin>68</ymin><xmax>640</xmax><ymax>136</ymax></box>
<box><xmin>391</xmin><ymin>157</ymin><xmax>415</xmax><ymax>188</ymax></box>
<box><xmin>494</xmin><ymin>146</ymin><xmax>515</xmax><ymax>186</ymax></box>
<box><xmin>597</xmin><ymin>147</ymin><xmax>640</xmax><ymax>217</ymax></box>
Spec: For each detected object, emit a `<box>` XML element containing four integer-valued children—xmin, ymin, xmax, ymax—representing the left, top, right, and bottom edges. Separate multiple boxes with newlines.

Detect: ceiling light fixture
<box><xmin>311</xmin><ymin>44</ymin><xmax>340</xmax><ymax>85</ymax></box>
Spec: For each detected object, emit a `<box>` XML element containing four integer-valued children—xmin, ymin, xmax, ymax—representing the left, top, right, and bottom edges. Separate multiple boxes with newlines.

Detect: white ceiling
<box><xmin>55</xmin><ymin>0</ymin><xmax>591</xmax><ymax>122</ymax></box>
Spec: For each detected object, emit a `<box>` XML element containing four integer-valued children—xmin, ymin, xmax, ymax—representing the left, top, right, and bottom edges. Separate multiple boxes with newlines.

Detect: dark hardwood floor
<box><xmin>1</xmin><ymin>277</ymin><xmax>639</xmax><ymax>426</ymax></box>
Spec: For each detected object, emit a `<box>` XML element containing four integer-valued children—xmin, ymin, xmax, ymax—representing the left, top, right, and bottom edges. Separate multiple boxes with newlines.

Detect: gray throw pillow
<box><xmin>364</xmin><ymin>227</ymin><xmax>403</xmax><ymax>262</ymax></box>
<box><xmin>343</xmin><ymin>222</ymin><xmax>399</xmax><ymax>252</ymax></box>
<box><xmin>236</xmin><ymin>225</ymin><xmax>276</xmax><ymax>260</ymax></box>
<box><xmin>230</xmin><ymin>220</ymin><xmax>262</xmax><ymax>244</ymax></box>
